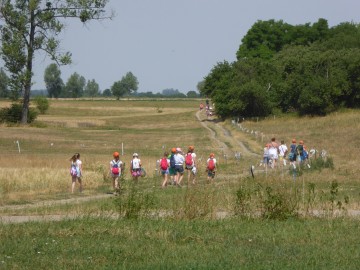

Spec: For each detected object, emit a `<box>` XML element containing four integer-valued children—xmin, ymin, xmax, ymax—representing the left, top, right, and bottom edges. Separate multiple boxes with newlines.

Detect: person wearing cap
<box><xmin>110</xmin><ymin>152</ymin><xmax>122</xmax><ymax>194</ymax></box>
<box><xmin>130</xmin><ymin>153</ymin><xmax>142</xmax><ymax>182</ymax></box>
<box><xmin>185</xmin><ymin>146</ymin><xmax>197</xmax><ymax>185</ymax></box>
<box><xmin>206</xmin><ymin>153</ymin><xmax>217</xmax><ymax>182</ymax></box>
<box><xmin>174</xmin><ymin>147</ymin><xmax>185</xmax><ymax>186</ymax></box>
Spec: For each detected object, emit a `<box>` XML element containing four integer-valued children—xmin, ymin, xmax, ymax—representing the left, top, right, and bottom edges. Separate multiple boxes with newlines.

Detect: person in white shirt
<box><xmin>130</xmin><ymin>153</ymin><xmax>142</xmax><ymax>182</ymax></box>
<box><xmin>278</xmin><ymin>140</ymin><xmax>288</xmax><ymax>166</ymax></box>
<box><xmin>174</xmin><ymin>148</ymin><xmax>185</xmax><ymax>186</ymax></box>
<box><xmin>110</xmin><ymin>151</ymin><xmax>122</xmax><ymax>193</ymax></box>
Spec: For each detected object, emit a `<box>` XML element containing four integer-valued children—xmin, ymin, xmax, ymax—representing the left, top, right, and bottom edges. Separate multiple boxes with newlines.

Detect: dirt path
<box><xmin>195</xmin><ymin>110</ymin><xmax>259</xmax><ymax>157</ymax></box>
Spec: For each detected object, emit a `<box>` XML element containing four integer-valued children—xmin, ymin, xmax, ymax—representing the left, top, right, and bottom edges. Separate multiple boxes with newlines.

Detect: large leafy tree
<box><xmin>63</xmin><ymin>72</ymin><xmax>85</xmax><ymax>98</ymax></box>
<box><xmin>44</xmin><ymin>63</ymin><xmax>63</xmax><ymax>98</ymax></box>
<box><xmin>111</xmin><ymin>72</ymin><xmax>138</xmax><ymax>99</ymax></box>
<box><xmin>0</xmin><ymin>0</ymin><xmax>112</xmax><ymax>124</ymax></box>
<box><xmin>84</xmin><ymin>79</ymin><xmax>99</xmax><ymax>98</ymax></box>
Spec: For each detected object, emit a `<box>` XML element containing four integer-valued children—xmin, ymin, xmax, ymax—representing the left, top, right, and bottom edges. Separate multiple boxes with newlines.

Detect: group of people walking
<box><xmin>69</xmin><ymin>147</ymin><xmax>218</xmax><ymax>194</ymax></box>
<box><xmin>262</xmin><ymin>137</ymin><xmax>310</xmax><ymax>169</ymax></box>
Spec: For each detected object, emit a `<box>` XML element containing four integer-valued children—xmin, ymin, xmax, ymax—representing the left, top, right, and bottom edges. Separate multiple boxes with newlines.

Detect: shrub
<box><xmin>34</xmin><ymin>96</ymin><xmax>50</xmax><ymax>114</ymax></box>
<box><xmin>0</xmin><ymin>103</ymin><xmax>38</xmax><ymax>123</ymax></box>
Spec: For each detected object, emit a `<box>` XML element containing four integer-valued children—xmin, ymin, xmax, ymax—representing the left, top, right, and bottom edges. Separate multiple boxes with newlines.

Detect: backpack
<box><xmin>296</xmin><ymin>145</ymin><xmax>304</xmax><ymax>156</ymax></box>
<box><xmin>170</xmin><ymin>154</ymin><xmax>176</xmax><ymax>168</ymax></box>
<box><xmin>160</xmin><ymin>157</ymin><xmax>168</xmax><ymax>170</ymax></box>
<box><xmin>70</xmin><ymin>164</ymin><xmax>77</xmax><ymax>177</ymax></box>
<box><xmin>185</xmin><ymin>153</ymin><xmax>193</xmax><ymax>166</ymax></box>
<box><xmin>207</xmin><ymin>158</ymin><xmax>215</xmax><ymax>171</ymax></box>
<box><xmin>111</xmin><ymin>160</ymin><xmax>120</xmax><ymax>175</ymax></box>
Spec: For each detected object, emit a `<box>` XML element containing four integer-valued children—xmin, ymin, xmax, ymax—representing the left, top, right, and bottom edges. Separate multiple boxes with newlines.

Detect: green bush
<box><xmin>34</xmin><ymin>96</ymin><xmax>50</xmax><ymax>114</ymax></box>
<box><xmin>0</xmin><ymin>103</ymin><xmax>38</xmax><ymax>123</ymax></box>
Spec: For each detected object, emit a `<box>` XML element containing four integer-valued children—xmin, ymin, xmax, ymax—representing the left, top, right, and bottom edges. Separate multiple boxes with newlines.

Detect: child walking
<box><xmin>70</xmin><ymin>153</ymin><xmax>82</xmax><ymax>193</ymax></box>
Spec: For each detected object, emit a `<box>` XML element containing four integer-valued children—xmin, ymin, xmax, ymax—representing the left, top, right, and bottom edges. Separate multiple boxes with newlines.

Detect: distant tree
<box><xmin>102</xmin><ymin>88</ymin><xmax>112</xmax><ymax>97</ymax></box>
<box><xmin>186</xmin><ymin>90</ymin><xmax>198</xmax><ymax>98</ymax></box>
<box><xmin>111</xmin><ymin>72</ymin><xmax>139</xmax><ymax>99</ymax></box>
<box><xmin>0</xmin><ymin>68</ymin><xmax>9</xmax><ymax>98</ymax></box>
<box><xmin>44</xmin><ymin>64</ymin><xmax>63</xmax><ymax>98</ymax></box>
<box><xmin>84</xmin><ymin>79</ymin><xmax>100</xmax><ymax>98</ymax></box>
<box><xmin>162</xmin><ymin>88</ymin><xmax>180</xmax><ymax>96</ymax></box>
<box><xmin>63</xmin><ymin>73</ymin><xmax>86</xmax><ymax>98</ymax></box>
<box><xmin>0</xmin><ymin>0</ymin><xmax>112</xmax><ymax>124</ymax></box>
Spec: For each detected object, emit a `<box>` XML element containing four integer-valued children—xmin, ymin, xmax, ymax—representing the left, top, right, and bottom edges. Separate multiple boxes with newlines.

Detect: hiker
<box><xmin>288</xmin><ymin>139</ymin><xmax>297</xmax><ymax>168</ymax></box>
<box><xmin>70</xmin><ymin>153</ymin><xmax>82</xmax><ymax>193</ymax></box>
<box><xmin>268</xmin><ymin>137</ymin><xmax>279</xmax><ymax>168</ymax></box>
<box><xmin>159</xmin><ymin>152</ymin><xmax>170</xmax><ymax>188</ymax></box>
<box><xmin>278</xmin><ymin>140</ymin><xmax>288</xmax><ymax>166</ymax></box>
<box><xmin>130</xmin><ymin>153</ymin><xmax>142</xmax><ymax>182</ymax></box>
<box><xmin>297</xmin><ymin>140</ymin><xmax>309</xmax><ymax>164</ymax></box>
<box><xmin>262</xmin><ymin>143</ymin><xmax>270</xmax><ymax>167</ymax></box>
<box><xmin>206</xmin><ymin>153</ymin><xmax>217</xmax><ymax>182</ymax></box>
<box><xmin>110</xmin><ymin>151</ymin><xmax>122</xmax><ymax>193</ymax></box>
<box><xmin>185</xmin><ymin>146</ymin><xmax>197</xmax><ymax>185</ymax></box>
<box><xmin>168</xmin><ymin>148</ymin><xmax>177</xmax><ymax>185</ymax></box>
<box><xmin>174</xmin><ymin>147</ymin><xmax>185</xmax><ymax>186</ymax></box>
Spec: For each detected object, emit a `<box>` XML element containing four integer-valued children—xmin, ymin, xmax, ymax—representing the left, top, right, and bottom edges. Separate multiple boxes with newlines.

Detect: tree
<box><xmin>64</xmin><ymin>72</ymin><xmax>85</xmax><ymax>98</ymax></box>
<box><xmin>44</xmin><ymin>63</ymin><xmax>63</xmax><ymax>98</ymax></box>
<box><xmin>102</xmin><ymin>88</ymin><xmax>112</xmax><ymax>97</ymax></box>
<box><xmin>0</xmin><ymin>68</ymin><xmax>9</xmax><ymax>98</ymax></box>
<box><xmin>186</xmin><ymin>90</ymin><xmax>198</xmax><ymax>98</ymax></box>
<box><xmin>84</xmin><ymin>79</ymin><xmax>99</xmax><ymax>98</ymax></box>
<box><xmin>111</xmin><ymin>72</ymin><xmax>138</xmax><ymax>99</ymax></box>
<box><xmin>0</xmin><ymin>0</ymin><xmax>112</xmax><ymax>124</ymax></box>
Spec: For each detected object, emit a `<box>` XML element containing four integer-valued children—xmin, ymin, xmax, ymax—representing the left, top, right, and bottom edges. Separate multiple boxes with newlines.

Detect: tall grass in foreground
<box><xmin>1</xmin><ymin>217</ymin><xmax>360</xmax><ymax>269</ymax></box>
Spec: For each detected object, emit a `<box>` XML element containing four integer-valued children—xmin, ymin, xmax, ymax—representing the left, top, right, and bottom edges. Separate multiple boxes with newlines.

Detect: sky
<box><xmin>31</xmin><ymin>0</ymin><xmax>360</xmax><ymax>94</ymax></box>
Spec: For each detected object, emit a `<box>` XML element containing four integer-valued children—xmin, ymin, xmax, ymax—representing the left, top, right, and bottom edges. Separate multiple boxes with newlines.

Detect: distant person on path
<box><xmin>206</xmin><ymin>153</ymin><xmax>217</xmax><ymax>182</ymax></box>
<box><xmin>262</xmin><ymin>143</ymin><xmax>270</xmax><ymax>167</ymax></box>
<box><xmin>110</xmin><ymin>151</ymin><xmax>122</xmax><ymax>194</ymax></box>
<box><xmin>130</xmin><ymin>153</ymin><xmax>142</xmax><ymax>182</ymax></box>
<box><xmin>268</xmin><ymin>137</ymin><xmax>279</xmax><ymax>168</ymax></box>
<box><xmin>159</xmin><ymin>152</ymin><xmax>170</xmax><ymax>188</ymax></box>
<box><xmin>185</xmin><ymin>146</ymin><xmax>197</xmax><ymax>185</ymax></box>
<box><xmin>70</xmin><ymin>153</ymin><xmax>82</xmax><ymax>193</ymax></box>
<box><xmin>174</xmin><ymin>147</ymin><xmax>185</xmax><ymax>186</ymax></box>
<box><xmin>169</xmin><ymin>148</ymin><xmax>177</xmax><ymax>185</ymax></box>
<box><xmin>288</xmin><ymin>139</ymin><xmax>297</xmax><ymax>168</ymax></box>
<box><xmin>278</xmin><ymin>140</ymin><xmax>288</xmax><ymax>166</ymax></box>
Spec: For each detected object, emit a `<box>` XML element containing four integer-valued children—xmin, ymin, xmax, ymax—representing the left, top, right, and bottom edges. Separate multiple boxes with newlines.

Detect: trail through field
<box><xmin>195</xmin><ymin>110</ymin><xmax>259</xmax><ymax>158</ymax></box>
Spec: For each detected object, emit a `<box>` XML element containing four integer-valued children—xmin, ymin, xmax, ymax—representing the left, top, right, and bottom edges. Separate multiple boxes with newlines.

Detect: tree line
<box><xmin>199</xmin><ymin>19</ymin><xmax>360</xmax><ymax>118</ymax></box>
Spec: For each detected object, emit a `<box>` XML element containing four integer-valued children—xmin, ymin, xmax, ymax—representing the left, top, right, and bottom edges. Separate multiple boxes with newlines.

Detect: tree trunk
<box><xmin>21</xmin><ymin>10</ymin><xmax>35</xmax><ymax>124</ymax></box>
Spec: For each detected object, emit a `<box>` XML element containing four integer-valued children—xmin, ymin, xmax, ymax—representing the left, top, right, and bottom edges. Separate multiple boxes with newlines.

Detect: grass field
<box><xmin>1</xmin><ymin>98</ymin><xmax>360</xmax><ymax>269</ymax></box>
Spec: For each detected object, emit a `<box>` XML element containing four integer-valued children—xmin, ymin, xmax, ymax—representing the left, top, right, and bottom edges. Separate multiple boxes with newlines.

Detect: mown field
<box><xmin>1</xmin><ymin>98</ymin><xmax>360</xmax><ymax>269</ymax></box>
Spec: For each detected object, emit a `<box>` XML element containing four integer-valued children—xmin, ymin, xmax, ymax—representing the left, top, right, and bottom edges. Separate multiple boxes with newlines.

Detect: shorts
<box><xmin>169</xmin><ymin>167</ymin><xmax>176</xmax><ymax>176</ymax></box>
<box><xmin>207</xmin><ymin>170</ymin><xmax>215</xmax><ymax>178</ymax></box>
<box><xmin>131</xmin><ymin>169</ymin><xmax>141</xmax><ymax>177</ymax></box>
<box><xmin>185</xmin><ymin>165</ymin><xmax>193</xmax><ymax>170</ymax></box>
<box><xmin>161</xmin><ymin>169</ymin><xmax>169</xmax><ymax>175</ymax></box>
<box><xmin>174</xmin><ymin>165</ymin><xmax>184</xmax><ymax>174</ymax></box>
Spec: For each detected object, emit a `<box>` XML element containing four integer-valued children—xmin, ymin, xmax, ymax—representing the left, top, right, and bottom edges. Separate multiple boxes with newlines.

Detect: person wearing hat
<box><xmin>110</xmin><ymin>151</ymin><xmax>122</xmax><ymax>194</ymax></box>
<box><xmin>206</xmin><ymin>153</ymin><xmax>217</xmax><ymax>182</ymax></box>
<box><xmin>174</xmin><ymin>147</ymin><xmax>185</xmax><ymax>186</ymax></box>
<box><xmin>130</xmin><ymin>153</ymin><xmax>142</xmax><ymax>182</ymax></box>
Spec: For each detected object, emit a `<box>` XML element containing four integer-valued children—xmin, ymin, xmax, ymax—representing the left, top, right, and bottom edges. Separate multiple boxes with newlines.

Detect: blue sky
<box><xmin>31</xmin><ymin>0</ymin><xmax>360</xmax><ymax>93</ymax></box>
